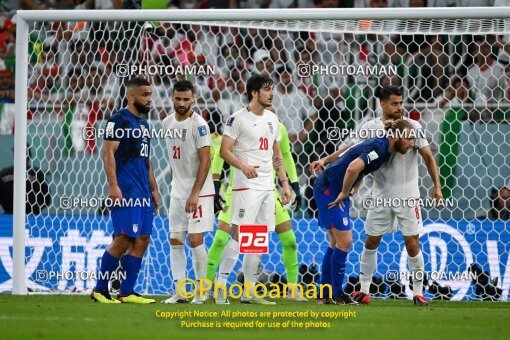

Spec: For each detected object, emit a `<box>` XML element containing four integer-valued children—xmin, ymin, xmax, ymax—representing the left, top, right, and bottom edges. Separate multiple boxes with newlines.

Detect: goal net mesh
<box><xmin>5</xmin><ymin>15</ymin><xmax>510</xmax><ymax>301</ymax></box>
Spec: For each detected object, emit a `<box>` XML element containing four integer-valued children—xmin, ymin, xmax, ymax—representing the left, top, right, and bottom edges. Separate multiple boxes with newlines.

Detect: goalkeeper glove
<box><xmin>213</xmin><ymin>180</ymin><xmax>225</xmax><ymax>215</ymax></box>
<box><xmin>291</xmin><ymin>181</ymin><xmax>302</xmax><ymax>212</ymax></box>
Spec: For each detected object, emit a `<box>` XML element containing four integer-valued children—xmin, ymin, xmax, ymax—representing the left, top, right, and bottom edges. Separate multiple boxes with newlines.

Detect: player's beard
<box><xmin>258</xmin><ymin>97</ymin><xmax>273</xmax><ymax>109</ymax></box>
<box><xmin>134</xmin><ymin>100</ymin><xmax>151</xmax><ymax>114</ymax></box>
<box><xmin>175</xmin><ymin>104</ymin><xmax>192</xmax><ymax>117</ymax></box>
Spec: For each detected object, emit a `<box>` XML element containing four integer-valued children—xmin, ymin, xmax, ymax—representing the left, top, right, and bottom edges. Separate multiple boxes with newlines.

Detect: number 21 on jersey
<box><xmin>173</xmin><ymin>146</ymin><xmax>181</xmax><ymax>159</ymax></box>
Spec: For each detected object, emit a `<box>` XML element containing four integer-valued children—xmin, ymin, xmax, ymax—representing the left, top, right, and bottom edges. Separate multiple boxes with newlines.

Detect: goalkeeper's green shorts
<box><xmin>218</xmin><ymin>188</ymin><xmax>291</xmax><ymax>227</ymax></box>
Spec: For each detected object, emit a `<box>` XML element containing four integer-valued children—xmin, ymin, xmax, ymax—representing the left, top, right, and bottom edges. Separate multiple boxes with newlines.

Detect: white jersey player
<box><xmin>161</xmin><ymin>80</ymin><xmax>214</xmax><ymax>305</ymax></box>
<box><xmin>310</xmin><ymin>86</ymin><xmax>443</xmax><ymax>307</ymax></box>
<box><xmin>220</xmin><ymin>74</ymin><xmax>291</xmax><ymax>304</ymax></box>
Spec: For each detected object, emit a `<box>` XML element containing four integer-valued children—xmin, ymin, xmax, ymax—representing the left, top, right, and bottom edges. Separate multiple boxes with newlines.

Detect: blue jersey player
<box><xmin>313</xmin><ymin>119</ymin><xmax>415</xmax><ymax>305</ymax></box>
<box><xmin>91</xmin><ymin>78</ymin><xmax>160</xmax><ymax>304</ymax></box>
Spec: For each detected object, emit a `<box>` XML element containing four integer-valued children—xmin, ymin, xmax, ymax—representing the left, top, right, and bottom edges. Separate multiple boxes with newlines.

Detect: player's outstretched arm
<box><xmin>328</xmin><ymin>157</ymin><xmax>365</xmax><ymax>211</ymax></box>
<box><xmin>273</xmin><ymin>141</ymin><xmax>291</xmax><ymax>205</ymax></box>
<box><xmin>186</xmin><ymin>146</ymin><xmax>211</xmax><ymax>213</ymax></box>
<box><xmin>148</xmin><ymin>160</ymin><xmax>160</xmax><ymax>213</ymax></box>
<box><xmin>220</xmin><ymin>135</ymin><xmax>258</xmax><ymax>179</ymax></box>
<box><xmin>310</xmin><ymin>142</ymin><xmax>354</xmax><ymax>174</ymax></box>
<box><xmin>418</xmin><ymin>145</ymin><xmax>444</xmax><ymax>202</ymax></box>
<box><xmin>102</xmin><ymin>140</ymin><xmax>122</xmax><ymax>203</ymax></box>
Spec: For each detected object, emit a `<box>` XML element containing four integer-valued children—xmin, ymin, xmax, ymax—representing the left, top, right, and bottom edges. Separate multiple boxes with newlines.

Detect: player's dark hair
<box><xmin>247</xmin><ymin>74</ymin><xmax>273</xmax><ymax>102</ymax></box>
<box><xmin>375</xmin><ymin>86</ymin><xmax>403</xmax><ymax>101</ymax></box>
<box><xmin>126</xmin><ymin>77</ymin><xmax>151</xmax><ymax>89</ymax></box>
<box><xmin>172</xmin><ymin>80</ymin><xmax>194</xmax><ymax>94</ymax></box>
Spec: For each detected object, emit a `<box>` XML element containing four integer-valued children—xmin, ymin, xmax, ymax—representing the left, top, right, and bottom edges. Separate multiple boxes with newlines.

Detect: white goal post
<box><xmin>12</xmin><ymin>7</ymin><xmax>510</xmax><ymax>297</ymax></box>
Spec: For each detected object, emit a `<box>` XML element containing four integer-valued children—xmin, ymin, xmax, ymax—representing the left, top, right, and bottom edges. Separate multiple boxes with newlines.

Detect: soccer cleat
<box><xmin>214</xmin><ymin>288</ymin><xmax>230</xmax><ymax>305</ymax></box>
<box><xmin>117</xmin><ymin>293</ymin><xmax>156</xmax><ymax>304</ymax></box>
<box><xmin>333</xmin><ymin>292</ymin><xmax>359</xmax><ymax>305</ymax></box>
<box><xmin>240</xmin><ymin>296</ymin><xmax>276</xmax><ymax>305</ymax></box>
<box><xmin>91</xmin><ymin>289</ymin><xmax>121</xmax><ymax>304</ymax></box>
<box><xmin>161</xmin><ymin>293</ymin><xmax>189</xmax><ymax>304</ymax></box>
<box><xmin>413</xmin><ymin>295</ymin><xmax>428</xmax><ymax>306</ymax></box>
<box><xmin>287</xmin><ymin>286</ymin><xmax>308</xmax><ymax>302</ymax></box>
<box><xmin>352</xmin><ymin>291</ymin><xmax>371</xmax><ymax>304</ymax></box>
<box><xmin>191</xmin><ymin>292</ymin><xmax>209</xmax><ymax>305</ymax></box>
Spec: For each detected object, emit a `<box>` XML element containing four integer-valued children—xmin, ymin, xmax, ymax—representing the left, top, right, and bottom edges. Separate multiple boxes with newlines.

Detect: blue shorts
<box><xmin>313</xmin><ymin>182</ymin><xmax>351</xmax><ymax>231</ymax></box>
<box><xmin>111</xmin><ymin>203</ymin><xmax>154</xmax><ymax>237</ymax></box>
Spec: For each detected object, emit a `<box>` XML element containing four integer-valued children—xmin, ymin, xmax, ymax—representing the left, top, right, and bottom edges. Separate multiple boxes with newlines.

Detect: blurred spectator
<box><xmin>273</xmin><ymin>66</ymin><xmax>316</xmax><ymax>143</ymax></box>
<box><xmin>0</xmin><ymin>146</ymin><xmax>51</xmax><ymax>215</ymax></box>
<box><xmin>214</xmin><ymin>63</ymin><xmax>247</xmax><ymax>126</ymax></box>
<box><xmin>252</xmin><ymin>49</ymin><xmax>274</xmax><ymax>77</ymax></box>
<box><xmin>149</xmin><ymin>22</ymin><xmax>183</xmax><ymax>62</ymax></box>
<box><xmin>82</xmin><ymin>0</ymin><xmax>124</xmax><ymax>9</ymax></box>
<box><xmin>435</xmin><ymin>76</ymin><xmax>473</xmax><ymax>109</ymax></box>
<box><xmin>0</xmin><ymin>69</ymin><xmax>14</xmax><ymax>103</ymax></box>
<box><xmin>467</xmin><ymin>36</ymin><xmax>506</xmax><ymax>105</ymax></box>
<box><xmin>20</xmin><ymin>0</ymin><xmax>50</xmax><ymax>10</ymax></box>
<box><xmin>423</xmin><ymin>76</ymin><xmax>475</xmax><ymax>151</ymax></box>
<box><xmin>387</xmin><ymin>0</ymin><xmax>447</xmax><ymax>101</ymax></box>
<box><xmin>153</xmin><ymin>57</ymin><xmax>174</xmax><ymax>120</ymax></box>
<box><xmin>489</xmin><ymin>185</ymin><xmax>510</xmax><ymax>220</ymax></box>
<box><xmin>29</xmin><ymin>65</ymin><xmax>63</xmax><ymax>103</ymax></box>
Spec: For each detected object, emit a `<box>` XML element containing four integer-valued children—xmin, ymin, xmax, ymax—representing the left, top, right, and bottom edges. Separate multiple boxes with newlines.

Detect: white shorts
<box><xmin>231</xmin><ymin>189</ymin><xmax>275</xmax><ymax>231</ymax></box>
<box><xmin>169</xmin><ymin>195</ymin><xmax>214</xmax><ymax>233</ymax></box>
<box><xmin>365</xmin><ymin>204</ymin><xmax>424</xmax><ymax>237</ymax></box>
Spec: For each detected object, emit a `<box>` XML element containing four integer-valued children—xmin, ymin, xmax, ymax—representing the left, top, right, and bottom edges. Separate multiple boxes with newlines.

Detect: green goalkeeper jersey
<box><xmin>211</xmin><ymin>122</ymin><xmax>298</xmax><ymax>190</ymax></box>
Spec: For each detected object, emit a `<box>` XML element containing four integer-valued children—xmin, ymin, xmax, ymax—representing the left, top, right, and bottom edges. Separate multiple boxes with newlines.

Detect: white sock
<box><xmin>242</xmin><ymin>254</ymin><xmax>262</xmax><ymax>297</ymax></box>
<box><xmin>218</xmin><ymin>239</ymin><xmax>239</xmax><ymax>286</ymax></box>
<box><xmin>408</xmin><ymin>251</ymin><xmax>425</xmax><ymax>296</ymax></box>
<box><xmin>191</xmin><ymin>244</ymin><xmax>208</xmax><ymax>281</ymax></box>
<box><xmin>360</xmin><ymin>247</ymin><xmax>378</xmax><ymax>294</ymax></box>
<box><xmin>170</xmin><ymin>245</ymin><xmax>187</xmax><ymax>291</ymax></box>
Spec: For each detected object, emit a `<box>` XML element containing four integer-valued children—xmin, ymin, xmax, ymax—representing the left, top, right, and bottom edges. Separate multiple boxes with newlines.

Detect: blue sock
<box><xmin>331</xmin><ymin>247</ymin><xmax>348</xmax><ymax>297</ymax></box>
<box><xmin>321</xmin><ymin>246</ymin><xmax>334</xmax><ymax>298</ymax></box>
<box><xmin>95</xmin><ymin>251</ymin><xmax>119</xmax><ymax>291</ymax></box>
<box><xmin>120</xmin><ymin>255</ymin><xmax>142</xmax><ymax>296</ymax></box>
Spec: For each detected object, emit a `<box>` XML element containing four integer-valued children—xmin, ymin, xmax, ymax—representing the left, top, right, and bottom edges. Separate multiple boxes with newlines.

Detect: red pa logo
<box><xmin>239</xmin><ymin>225</ymin><xmax>269</xmax><ymax>254</ymax></box>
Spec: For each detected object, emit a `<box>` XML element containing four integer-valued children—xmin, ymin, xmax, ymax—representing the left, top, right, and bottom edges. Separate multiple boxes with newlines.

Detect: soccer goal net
<box><xmin>5</xmin><ymin>8</ymin><xmax>510</xmax><ymax>301</ymax></box>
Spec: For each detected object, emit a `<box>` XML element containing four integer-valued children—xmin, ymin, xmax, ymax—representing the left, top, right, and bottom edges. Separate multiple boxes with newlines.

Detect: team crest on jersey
<box><xmin>268</xmin><ymin>122</ymin><xmax>274</xmax><ymax>134</ymax></box>
<box><xmin>239</xmin><ymin>209</ymin><xmax>245</xmax><ymax>218</ymax></box>
<box><xmin>133</xmin><ymin>224</ymin><xmax>139</xmax><ymax>233</ymax></box>
<box><xmin>343</xmin><ymin>218</ymin><xmax>348</xmax><ymax>226</ymax></box>
<box><xmin>226</xmin><ymin>116</ymin><xmax>235</xmax><ymax>126</ymax></box>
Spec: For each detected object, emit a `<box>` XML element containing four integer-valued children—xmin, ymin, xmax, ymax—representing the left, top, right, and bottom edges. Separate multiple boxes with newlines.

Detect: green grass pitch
<box><xmin>0</xmin><ymin>295</ymin><xmax>508</xmax><ymax>339</ymax></box>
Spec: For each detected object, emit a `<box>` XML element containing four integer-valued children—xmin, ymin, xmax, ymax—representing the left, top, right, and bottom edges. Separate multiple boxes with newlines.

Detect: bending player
<box><xmin>206</xmin><ymin>121</ymin><xmax>305</xmax><ymax>304</ymax></box>
<box><xmin>219</xmin><ymin>74</ymin><xmax>291</xmax><ymax>305</ymax></box>
<box><xmin>161</xmin><ymin>80</ymin><xmax>215</xmax><ymax>304</ymax></box>
<box><xmin>310</xmin><ymin>86</ymin><xmax>443</xmax><ymax>306</ymax></box>
<box><xmin>91</xmin><ymin>77</ymin><xmax>159</xmax><ymax>304</ymax></box>
<box><xmin>314</xmin><ymin>119</ymin><xmax>415</xmax><ymax>305</ymax></box>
